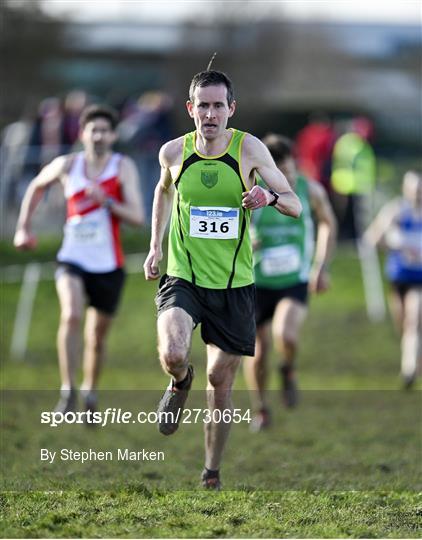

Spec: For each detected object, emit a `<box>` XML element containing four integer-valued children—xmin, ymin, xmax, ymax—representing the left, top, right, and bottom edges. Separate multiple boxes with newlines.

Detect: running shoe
<box><xmin>157</xmin><ymin>364</ymin><xmax>194</xmax><ymax>435</ymax></box>
<box><xmin>201</xmin><ymin>468</ymin><xmax>221</xmax><ymax>490</ymax></box>
<box><xmin>54</xmin><ymin>388</ymin><xmax>77</xmax><ymax>414</ymax></box>
<box><xmin>280</xmin><ymin>365</ymin><xmax>299</xmax><ymax>408</ymax></box>
<box><xmin>250</xmin><ymin>407</ymin><xmax>271</xmax><ymax>432</ymax></box>
<box><xmin>81</xmin><ymin>389</ymin><xmax>98</xmax><ymax>427</ymax></box>
<box><xmin>402</xmin><ymin>374</ymin><xmax>416</xmax><ymax>390</ymax></box>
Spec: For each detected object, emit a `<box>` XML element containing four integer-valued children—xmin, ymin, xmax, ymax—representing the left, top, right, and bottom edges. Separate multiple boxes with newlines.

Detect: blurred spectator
<box><xmin>330</xmin><ymin>116</ymin><xmax>377</xmax><ymax>239</ymax></box>
<box><xmin>119</xmin><ymin>91</ymin><xmax>174</xmax><ymax>223</ymax></box>
<box><xmin>21</xmin><ymin>97</ymin><xmax>65</xmax><ymax>198</ymax></box>
<box><xmin>3</xmin><ymin>92</ymin><xmax>89</xmax><ymax>208</ymax></box>
<box><xmin>331</xmin><ymin>116</ymin><xmax>376</xmax><ymax>196</ymax></box>
<box><xmin>295</xmin><ymin>112</ymin><xmax>336</xmax><ymax>191</ymax></box>
<box><xmin>38</xmin><ymin>97</ymin><xmax>64</xmax><ymax>167</ymax></box>
<box><xmin>62</xmin><ymin>90</ymin><xmax>89</xmax><ymax>149</ymax></box>
<box><xmin>1</xmin><ymin>119</ymin><xmax>32</xmax><ymax>206</ymax></box>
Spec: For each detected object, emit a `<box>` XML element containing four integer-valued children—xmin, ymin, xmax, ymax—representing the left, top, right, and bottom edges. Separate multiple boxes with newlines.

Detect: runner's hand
<box><xmin>144</xmin><ymin>248</ymin><xmax>162</xmax><ymax>280</ymax></box>
<box><xmin>86</xmin><ymin>183</ymin><xmax>106</xmax><ymax>205</ymax></box>
<box><xmin>242</xmin><ymin>185</ymin><xmax>273</xmax><ymax>210</ymax></box>
<box><xmin>14</xmin><ymin>228</ymin><xmax>37</xmax><ymax>250</ymax></box>
<box><xmin>309</xmin><ymin>265</ymin><xmax>330</xmax><ymax>294</ymax></box>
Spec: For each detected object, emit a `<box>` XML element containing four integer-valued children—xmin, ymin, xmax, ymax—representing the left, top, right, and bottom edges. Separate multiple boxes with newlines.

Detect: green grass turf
<box><xmin>1</xmin><ymin>491</ymin><xmax>420</xmax><ymax>538</ymax></box>
<box><xmin>1</xmin><ymin>241</ymin><xmax>421</xmax><ymax>538</ymax></box>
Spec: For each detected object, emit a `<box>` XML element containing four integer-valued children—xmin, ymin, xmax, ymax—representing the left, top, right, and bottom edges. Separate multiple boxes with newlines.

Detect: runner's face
<box><xmin>277</xmin><ymin>157</ymin><xmax>297</xmax><ymax>186</ymax></box>
<box><xmin>187</xmin><ymin>84</ymin><xmax>235</xmax><ymax>140</ymax></box>
<box><xmin>80</xmin><ymin>118</ymin><xmax>116</xmax><ymax>156</ymax></box>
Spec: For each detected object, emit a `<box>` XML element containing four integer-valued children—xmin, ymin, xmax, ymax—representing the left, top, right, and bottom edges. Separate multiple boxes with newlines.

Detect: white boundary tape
<box><xmin>353</xmin><ymin>195</ymin><xmax>386</xmax><ymax>323</ymax></box>
<box><xmin>356</xmin><ymin>239</ymin><xmax>387</xmax><ymax>322</ymax></box>
<box><xmin>10</xmin><ymin>263</ymin><xmax>41</xmax><ymax>360</ymax></box>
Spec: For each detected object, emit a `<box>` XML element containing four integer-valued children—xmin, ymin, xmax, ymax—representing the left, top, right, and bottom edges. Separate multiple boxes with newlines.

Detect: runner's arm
<box><xmin>241</xmin><ymin>135</ymin><xmax>302</xmax><ymax>218</ymax></box>
<box><xmin>363</xmin><ymin>200</ymin><xmax>400</xmax><ymax>249</ymax></box>
<box><xmin>14</xmin><ymin>156</ymin><xmax>67</xmax><ymax>249</ymax></box>
<box><xmin>308</xmin><ymin>180</ymin><xmax>337</xmax><ymax>293</ymax></box>
<box><xmin>143</xmin><ymin>143</ymin><xmax>175</xmax><ymax>280</ymax></box>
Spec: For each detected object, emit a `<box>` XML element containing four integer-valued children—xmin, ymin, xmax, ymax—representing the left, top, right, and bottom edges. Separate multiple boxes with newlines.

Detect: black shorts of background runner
<box><xmin>55</xmin><ymin>262</ymin><xmax>126</xmax><ymax>316</ymax></box>
<box><xmin>391</xmin><ymin>281</ymin><xmax>422</xmax><ymax>300</ymax></box>
<box><xmin>255</xmin><ymin>282</ymin><xmax>309</xmax><ymax>327</ymax></box>
<box><xmin>156</xmin><ymin>274</ymin><xmax>256</xmax><ymax>357</ymax></box>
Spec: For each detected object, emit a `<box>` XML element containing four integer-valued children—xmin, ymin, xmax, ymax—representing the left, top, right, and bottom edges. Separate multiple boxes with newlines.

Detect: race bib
<box><xmin>190</xmin><ymin>207</ymin><xmax>239</xmax><ymax>240</ymax></box>
<box><xmin>261</xmin><ymin>245</ymin><xmax>301</xmax><ymax>276</ymax></box>
<box><xmin>66</xmin><ymin>217</ymin><xmax>105</xmax><ymax>245</ymax></box>
<box><xmin>404</xmin><ymin>231</ymin><xmax>422</xmax><ymax>264</ymax></box>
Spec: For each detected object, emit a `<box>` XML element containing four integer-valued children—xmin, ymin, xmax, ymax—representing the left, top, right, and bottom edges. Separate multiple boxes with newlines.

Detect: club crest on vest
<box><xmin>201</xmin><ymin>170</ymin><xmax>218</xmax><ymax>189</ymax></box>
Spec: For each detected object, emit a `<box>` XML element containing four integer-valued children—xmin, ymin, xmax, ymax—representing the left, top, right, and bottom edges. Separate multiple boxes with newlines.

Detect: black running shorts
<box><xmin>55</xmin><ymin>262</ymin><xmax>126</xmax><ymax>316</ymax></box>
<box><xmin>155</xmin><ymin>274</ymin><xmax>256</xmax><ymax>357</ymax></box>
<box><xmin>255</xmin><ymin>282</ymin><xmax>309</xmax><ymax>326</ymax></box>
<box><xmin>391</xmin><ymin>281</ymin><xmax>422</xmax><ymax>299</ymax></box>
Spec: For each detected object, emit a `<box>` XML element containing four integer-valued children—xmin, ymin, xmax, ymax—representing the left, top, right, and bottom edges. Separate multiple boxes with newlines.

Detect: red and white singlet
<box><xmin>57</xmin><ymin>152</ymin><xmax>125</xmax><ymax>272</ymax></box>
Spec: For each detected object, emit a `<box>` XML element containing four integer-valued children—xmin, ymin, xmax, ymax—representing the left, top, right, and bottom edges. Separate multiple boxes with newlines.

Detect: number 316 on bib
<box><xmin>190</xmin><ymin>207</ymin><xmax>239</xmax><ymax>240</ymax></box>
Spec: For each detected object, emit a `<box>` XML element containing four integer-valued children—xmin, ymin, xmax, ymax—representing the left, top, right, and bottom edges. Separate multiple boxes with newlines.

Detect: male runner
<box><xmin>14</xmin><ymin>104</ymin><xmax>144</xmax><ymax>414</ymax></box>
<box><xmin>244</xmin><ymin>134</ymin><xmax>336</xmax><ymax>431</ymax></box>
<box><xmin>143</xmin><ymin>70</ymin><xmax>302</xmax><ymax>489</ymax></box>
<box><xmin>364</xmin><ymin>170</ymin><xmax>422</xmax><ymax>388</ymax></box>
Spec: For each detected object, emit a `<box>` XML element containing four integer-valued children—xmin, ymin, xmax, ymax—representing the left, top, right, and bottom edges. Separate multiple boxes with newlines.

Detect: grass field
<box><xmin>1</xmin><ymin>236</ymin><xmax>421</xmax><ymax>538</ymax></box>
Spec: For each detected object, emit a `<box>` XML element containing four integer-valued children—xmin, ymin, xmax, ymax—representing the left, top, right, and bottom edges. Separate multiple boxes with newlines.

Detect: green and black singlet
<box><xmin>167</xmin><ymin>128</ymin><xmax>253</xmax><ymax>289</ymax></box>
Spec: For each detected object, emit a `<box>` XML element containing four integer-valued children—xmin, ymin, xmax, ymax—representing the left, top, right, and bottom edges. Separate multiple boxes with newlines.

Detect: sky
<box><xmin>40</xmin><ymin>0</ymin><xmax>421</xmax><ymax>25</ymax></box>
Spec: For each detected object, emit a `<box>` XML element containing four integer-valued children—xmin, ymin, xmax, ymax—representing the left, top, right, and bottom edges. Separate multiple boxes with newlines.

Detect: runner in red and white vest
<box><xmin>14</xmin><ymin>104</ymin><xmax>144</xmax><ymax>416</ymax></box>
<box><xmin>58</xmin><ymin>150</ymin><xmax>125</xmax><ymax>272</ymax></box>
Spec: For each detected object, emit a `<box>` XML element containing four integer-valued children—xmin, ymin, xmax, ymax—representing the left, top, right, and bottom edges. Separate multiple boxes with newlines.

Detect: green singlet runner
<box><xmin>253</xmin><ymin>175</ymin><xmax>314</xmax><ymax>289</ymax></box>
<box><xmin>167</xmin><ymin>128</ymin><xmax>254</xmax><ymax>289</ymax></box>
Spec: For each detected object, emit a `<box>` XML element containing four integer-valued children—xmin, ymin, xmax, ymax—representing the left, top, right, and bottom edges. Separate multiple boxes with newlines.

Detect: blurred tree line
<box><xmin>163</xmin><ymin>18</ymin><xmax>289</xmax><ymax>135</ymax></box>
<box><xmin>0</xmin><ymin>0</ymin><xmax>67</xmax><ymax>127</ymax></box>
<box><xmin>0</xmin><ymin>1</ymin><xmax>292</xmax><ymax>137</ymax></box>
<box><xmin>1</xmin><ymin>0</ymin><xmax>419</xmax><ymax>159</ymax></box>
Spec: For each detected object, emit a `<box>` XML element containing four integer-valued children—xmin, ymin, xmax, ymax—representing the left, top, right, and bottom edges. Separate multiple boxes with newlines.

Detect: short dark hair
<box><xmin>261</xmin><ymin>133</ymin><xmax>293</xmax><ymax>163</ymax></box>
<box><xmin>189</xmin><ymin>70</ymin><xmax>234</xmax><ymax>105</ymax></box>
<box><xmin>79</xmin><ymin>104</ymin><xmax>119</xmax><ymax>130</ymax></box>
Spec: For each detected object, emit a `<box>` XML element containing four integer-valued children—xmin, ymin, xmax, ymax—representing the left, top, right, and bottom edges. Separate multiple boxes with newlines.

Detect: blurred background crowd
<box><xmin>1</xmin><ymin>0</ymin><xmax>420</xmax><ymax>238</ymax></box>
